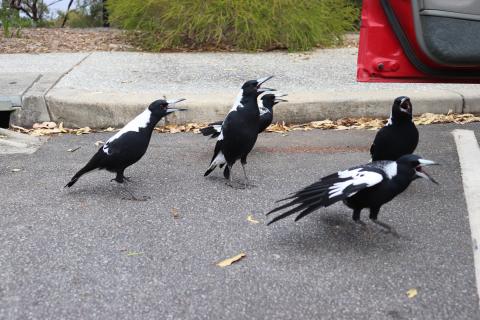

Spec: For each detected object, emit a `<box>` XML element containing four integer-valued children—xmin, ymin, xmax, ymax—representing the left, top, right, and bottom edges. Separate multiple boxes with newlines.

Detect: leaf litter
<box><xmin>217</xmin><ymin>253</ymin><xmax>246</xmax><ymax>267</ymax></box>
<box><xmin>9</xmin><ymin>112</ymin><xmax>480</xmax><ymax>137</ymax></box>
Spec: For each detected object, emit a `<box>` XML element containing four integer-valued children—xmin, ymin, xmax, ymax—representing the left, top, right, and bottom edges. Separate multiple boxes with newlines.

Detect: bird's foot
<box><xmin>371</xmin><ymin>220</ymin><xmax>400</xmax><ymax>238</ymax></box>
<box><xmin>226</xmin><ymin>180</ymin><xmax>246</xmax><ymax>190</ymax></box>
<box><xmin>122</xmin><ymin>195</ymin><xmax>150</xmax><ymax>201</ymax></box>
<box><xmin>354</xmin><ymin>220</ymin><xmax>373</xmax><ymax>238</ymax></box>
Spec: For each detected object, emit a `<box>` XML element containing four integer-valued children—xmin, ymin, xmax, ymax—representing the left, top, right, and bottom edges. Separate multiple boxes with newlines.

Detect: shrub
<box><xmin>107</xmin><ymin>0</ymin><xmax>359</xmax><ymax>51</ymax></box>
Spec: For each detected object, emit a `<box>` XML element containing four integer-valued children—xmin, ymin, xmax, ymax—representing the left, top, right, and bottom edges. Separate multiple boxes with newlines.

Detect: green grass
<box><xmin>107</xmin><ymin>0</ymin><xmax>359</xmax><ymax>52</ymax></box>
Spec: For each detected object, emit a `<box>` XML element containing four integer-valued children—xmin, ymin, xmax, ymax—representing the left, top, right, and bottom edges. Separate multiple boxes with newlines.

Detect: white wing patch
<box><xmin>103</xmin><ymin>109</ymin><xmax>151</xmax><ymax>154</ymax></box>
<box><xmin>210</xmin><ymin>151</ymin><xmax>226</xmax><ymax>167</ymax></box>
<box><xmin>328</xmin><ymin>168</ymin><xmax>383</xmax><ymax>198</ymax></box>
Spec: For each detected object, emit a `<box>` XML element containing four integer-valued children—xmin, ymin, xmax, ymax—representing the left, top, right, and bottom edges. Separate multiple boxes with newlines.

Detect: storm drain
<box><xmin>0</xmin><ymin>98</ymin><xmax>18</xmax><ymax>128</ymax></box>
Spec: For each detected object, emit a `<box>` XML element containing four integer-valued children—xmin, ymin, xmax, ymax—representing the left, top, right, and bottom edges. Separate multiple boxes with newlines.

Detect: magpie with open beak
<box><xmin>65</xmin><ymin>99</ymin><xmax>186</xmax><ymax>199</ymax></box>
<box><xmin>371</xmin><ymin>96</ymin><xmax>419</xmax><ymax>161</ymax></box>
<box><xmin>200</xmin><ymin>91</ymin><xmax>287</xmax><ymax>138</ymax></box>
<box><xmin>204</xmin><ymin>76</ymin><xmax>274</xmax><ymax>188</ymax></box>
<box><xmin>267</xmin><ymin>154</ymin><xmax>438</xmax><ymax>236</ymax></box>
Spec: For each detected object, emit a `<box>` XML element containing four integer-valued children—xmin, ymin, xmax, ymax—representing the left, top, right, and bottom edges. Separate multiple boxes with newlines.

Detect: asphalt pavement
<box><xmin>0</xmin><ymin>123</ymin><xmax>479</xmax><ymax>319</ymax></box>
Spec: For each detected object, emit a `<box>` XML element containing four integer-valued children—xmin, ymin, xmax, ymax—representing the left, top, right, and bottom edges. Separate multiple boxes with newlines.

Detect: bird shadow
<box><xmin>62</xmin><ymin>182</ymin><xmax>148</xmax><ymax>202</ymax></box>
<box><xmin>268</xmin><ymin>211</ymin><xmax>408</xmax><ymax>255</ymax></box>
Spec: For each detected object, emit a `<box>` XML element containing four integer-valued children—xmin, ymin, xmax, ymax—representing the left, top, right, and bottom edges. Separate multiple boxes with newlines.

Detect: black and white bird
<box><xmin>65</xmin><ymin>99</ymin><xmax>186</xmax><ymax>197</ymax></box>
<box><xmin>200</xmin><ymin>92</ymin><xmax>287</xmax><ymax>138</ymax></box>
<box><xmin>370</xmin><ymin>96</ymin><xmax>419</xmax><ymax>161</ymax></box>
<box><xmin>204</xmin><ymin>76</ymin><xmax>274</xmax><ymax>187</ymax></box>
<box><xmin>267</xmin><ymin>154</ymin><xmax>438</xmax><ymax>234</ymax></box>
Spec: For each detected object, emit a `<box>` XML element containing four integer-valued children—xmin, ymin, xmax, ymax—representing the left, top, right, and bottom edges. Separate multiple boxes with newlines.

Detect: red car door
<box><xmin>357</xmin><ymin>0</ymin><xmax>480</xmax><ymax>83</ymax></box>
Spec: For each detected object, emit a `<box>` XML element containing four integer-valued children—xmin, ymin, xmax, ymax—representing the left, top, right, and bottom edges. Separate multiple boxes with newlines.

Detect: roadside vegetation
<box><xmin>107</xmin><ymin>0</ymin><xmax>359</xmax><ymax>51</ymax></box>
<box><xmin>1</xmin><ymin>0</ymin><xmax>359</xmax><ymax>52</ymax></box>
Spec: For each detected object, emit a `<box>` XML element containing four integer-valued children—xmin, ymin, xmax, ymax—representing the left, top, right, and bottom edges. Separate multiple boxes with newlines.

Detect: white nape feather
<box><xmin>382</xmin><ymin>162</ymin><xmax>398</xmax><ymax>179</ymax></box>
<box><xmin>386</xmin><ymin>111</ymin><xmax>393</xmax><ymax>126</ymax></box>
<box><xmin>328</xmin><ymin>168</ymin><xmax>383</xmax><ymax>198</ymax></box>
<box><xmin>103</xmin><ymin>109</ymin><xmax>151</xmax><ymax>155</ymax></box>
<box><xmin>257</xmin><ymin>91</ymin><xmax>271</xmax><ymax>116</ymax></box>
<box><xmin>229</xmin><ymin>90</ymin><xmax>244</xmax><ymax>112</ymax></box>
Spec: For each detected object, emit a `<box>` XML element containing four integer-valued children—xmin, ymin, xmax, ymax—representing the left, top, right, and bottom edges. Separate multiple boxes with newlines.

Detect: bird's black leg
<box><xmin>369</xmin><ymin>207</ymin><xmax>399</xmax><ymax>238</ymax></box>
<box><xmin>113</xmin><ymin>170</ymin><xmax>149</xmax><ymax>201</ymax></box>
<box><xmin>352</xmin><ymin>209</ymin><xmax>364</xmax><ymax>224</ymax></box>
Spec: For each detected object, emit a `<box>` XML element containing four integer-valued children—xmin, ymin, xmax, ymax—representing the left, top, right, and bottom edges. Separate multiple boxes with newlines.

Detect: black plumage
<box><xmin>267</xmin><ymin>154</ymin><xmax>438</xmax><ymax>234</ymax></box>
<box><xmin>204</xmin><ymin>76</ymin><xmax>274</xmax><ymax>187</ymax></box>
<box><xmin>65</xmin><ymin>99</ymin><xmax>186</xmax><ymax>189</ymax></box>
<box><xmin>371</xmin><ymin>96</ymin><xmax>419</xmax><ymax>161</ymax></box>
<box><xmin>200</xmin><ymin>92</ymin><xmax>286</xmax><ymax>139</ymax></box>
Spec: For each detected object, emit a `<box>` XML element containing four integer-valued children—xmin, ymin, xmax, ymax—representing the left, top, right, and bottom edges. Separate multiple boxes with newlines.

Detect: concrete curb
<box><xmin>29</xmin><ymin>87</ymin><xmax>470</xmax><ymax>128</ymax></box>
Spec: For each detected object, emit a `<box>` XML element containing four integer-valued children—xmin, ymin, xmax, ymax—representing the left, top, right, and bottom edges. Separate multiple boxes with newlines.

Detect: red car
<box><xmin>357</xmin><ymin>0</ymin><xmax>480</xmax><ymax>83</ymax></box>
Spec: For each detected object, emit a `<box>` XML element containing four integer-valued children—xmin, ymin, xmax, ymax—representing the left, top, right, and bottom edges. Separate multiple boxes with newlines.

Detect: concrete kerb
<box><xmin>42</xmin><ymin>88</ymin><xmax>466</xmax><ymax>128</ymax></box>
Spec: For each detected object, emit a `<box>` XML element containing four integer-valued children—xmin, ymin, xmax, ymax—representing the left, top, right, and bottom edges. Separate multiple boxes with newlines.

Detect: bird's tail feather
<box><xmin>65</xmin><ymin>152</ymin><xmax>103</xmax><ymax>188</ymax></box>
<box><xmin>200</xmin><ymin>126</ymin><xmax>221</xmax><ymax>138</ymax></box>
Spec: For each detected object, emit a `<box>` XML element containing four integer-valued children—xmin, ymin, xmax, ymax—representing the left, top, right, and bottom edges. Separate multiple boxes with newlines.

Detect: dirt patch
<box><xmin>0</xmin><ymin>27</ymin><xmax>138</xmax><ymax>53</ymax></box>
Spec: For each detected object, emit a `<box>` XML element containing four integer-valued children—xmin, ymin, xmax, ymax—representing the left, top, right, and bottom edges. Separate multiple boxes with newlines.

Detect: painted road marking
<box><xmin>453</xmin><ymin>129</ymin><xmax>480</xmax><ymax>304</ymax></box>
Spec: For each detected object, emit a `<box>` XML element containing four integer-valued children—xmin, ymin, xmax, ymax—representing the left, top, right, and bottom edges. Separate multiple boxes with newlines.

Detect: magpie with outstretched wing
<box><xmin>267</xmin><ymin>154</ymin><xmax>438</xmax><ymax>235</ymax></box>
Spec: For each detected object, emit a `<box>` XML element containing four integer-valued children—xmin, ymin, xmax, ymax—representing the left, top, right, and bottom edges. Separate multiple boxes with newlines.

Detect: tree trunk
<box><xmin>102</xmin><ymin>0</ymin><xmax>109</xmax><ymax>27</ymax></box>
<box><xmin>61</xmin><ymin>0</ymin><xmax>74</xmax><ymax>28</ymax></box>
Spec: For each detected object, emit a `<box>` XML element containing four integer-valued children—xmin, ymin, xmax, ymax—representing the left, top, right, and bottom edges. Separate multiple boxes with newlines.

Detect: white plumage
<box><xmin>103</xmin><ymin>109</ymin><xmax>152</xmax><ymax>155</ymax></box>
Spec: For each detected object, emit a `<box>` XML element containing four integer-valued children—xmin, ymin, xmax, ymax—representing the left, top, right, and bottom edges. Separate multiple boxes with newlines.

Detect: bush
<box><xmin>107</xmin><ymin>0</ymin><xmax>359</xmax><ymax>51</ymax></box>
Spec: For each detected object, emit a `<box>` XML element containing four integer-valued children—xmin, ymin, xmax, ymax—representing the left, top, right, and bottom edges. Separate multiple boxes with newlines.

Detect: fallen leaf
<box><xmin>406</xmin><ymin>288</ymin><xmax>418</xmax><ymax>298</ymax></box>
<box><xmin>102</xmin><ymin>127</ymin><xmax>115</xmax><ymax>132</ymax></box>
<box><xmin>33</xmin><ymin>121</ymin><xmax>57</xmax><ymax>129</ymax></box>
<box><xmin>247</xmin><ymin>214</ymin><xmax>259</xmax><ymax>224</ymax></box>
<box><xmin>171</xmin><ymin>207</ymin><xmax>180</xmax><ymax>219</ymax></box>
<box><xmin>94</xmin><ymin>140</ymin><xmax>105</xmax><ymax>147</ymax></box>
<box><xmin>126</xmin><ymin>251</ymin><xmax>143</xmax><ymax>256</ymax></box>
<box><xmin>67</xmin><ymin>147</ymin><xmax>81</xmax><ymax>152</ymax></box>
<box><xmin>217</xmin><ymin>253</ymin><xmax>246</xmax><ymax>267</ymax></box>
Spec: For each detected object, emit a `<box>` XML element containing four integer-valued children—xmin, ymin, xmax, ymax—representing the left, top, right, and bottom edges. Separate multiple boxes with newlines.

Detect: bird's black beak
<box><xmin>415</xmin><ymin>159</ymin><xmax>439</xmax><ymax>184</ymax></box>
<box><xmin>256</xmin><ymin>76</ymin><xmax>274</xmax><ymax>89</ymax></box>
<box><xmin>166</xmin><ymin>98</ymin><xmax>187</xmax><ymax>114</ymax></box>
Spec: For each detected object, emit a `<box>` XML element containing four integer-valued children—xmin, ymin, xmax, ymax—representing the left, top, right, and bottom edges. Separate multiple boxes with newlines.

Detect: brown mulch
<box><xmin>0</xmin><ymin>27</ymin><xmax>139</xmax><ymax>53</ymax></box>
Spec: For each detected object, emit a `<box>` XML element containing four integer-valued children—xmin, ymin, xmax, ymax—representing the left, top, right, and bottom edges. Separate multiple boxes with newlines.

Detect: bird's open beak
<box><xmin>274</xmin><ymin>93</ymin><xmax>288</xmax><ymax>103</ymax></box>
<box><xmin>166</xmin><ymin>98</ymin><xmax>187</xmax><ymax>114</ymax></box>
<box><xmin>415</xmin><ymin>159</ymin><xmax>439</xmax><ymax>184</ymax></box>
<box><xmin>256</xmin><ymin>76</ymin><xmax>274</xmax><ymax>89</ymax></box>
<box><xmin>400</xmin><ymin>99</ymin><xmax>412</xmax><ymax>114</ymax></box>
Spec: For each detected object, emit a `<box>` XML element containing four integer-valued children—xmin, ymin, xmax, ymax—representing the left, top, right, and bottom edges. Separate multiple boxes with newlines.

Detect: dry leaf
<box><xmin>126</xmin><ymin>251</ymin><xmax>143</xmax><ymax>256</ymax></box>
<box><xmin>67</xmin><ymin>147</ymin><xmax>81</xmax><ymax>152</ymax></box>
<box><xmin>33</xmin><ymin>121</ymin><xmax>57</xmax><ymax>129</ymax></box>
<box><xmin>247</xmin><ymin>214</ymin><xmax>259</xmax><ymax>224</ymax></box>
<box><xmin>406</xmin><ymin>288</ymin><xmax>418</xmax><ymax>298</ymax></box>
<box><xmin>171</xmin><ymin>207</ymin><xmax>180</xmax><ymax>219</ymax></box>
<box><xmin>102</xmin><ymin>127</ymin><xmax>115</xmax><ymax>132</ymax></box>
<box><xmin>94</xmin><ymin>141</ymin><xmax>105</xmax><ymax>147</ymax></box>
<box><xmin>217</xmin><ymin>253</ymin><xmax>246</xmax><ymax>267</ymax></box>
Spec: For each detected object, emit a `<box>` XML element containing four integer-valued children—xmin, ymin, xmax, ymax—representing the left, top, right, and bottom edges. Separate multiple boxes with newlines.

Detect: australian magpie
<box><xmin>370</xmin><ymin>96</ymin><xmax>418</xmax><ymax>161</ymax></box>
<box><xmin>204</xmin><ymin>76</ymin><xmax>274</xmax><ymax>188</ymax></box>
<box><xmin>65</xmin><ymin>99</ymin><xmax>186</xmax><ymax>197</ymax></box>
<box><xmin>267</xmin><ymin>154</ymin><xmax>438</xmax><ymax>235</ymax></box>
<box><xmin>200</xmin><ymin>92</ymin><xmax>287</xmax><ymax>138</ymax></box>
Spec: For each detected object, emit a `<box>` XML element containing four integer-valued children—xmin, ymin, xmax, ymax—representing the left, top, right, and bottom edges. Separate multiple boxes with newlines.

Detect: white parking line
<box><xmin>453</xmin><ymin>129</ymin><xmax>480</xmax><ymax>304</ymax></box>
